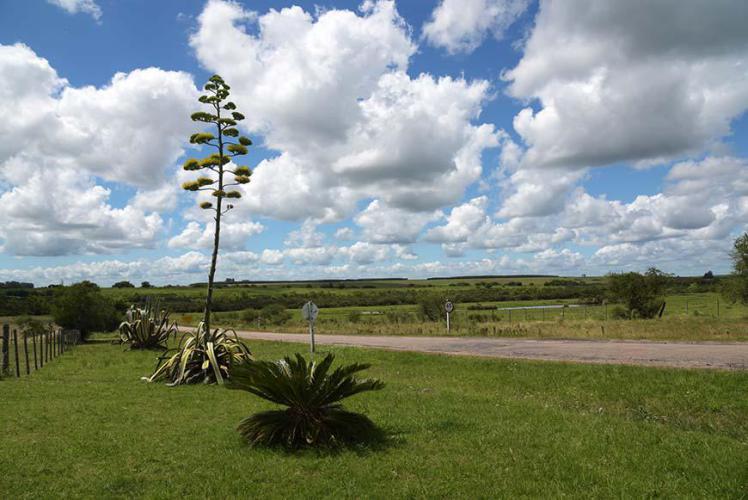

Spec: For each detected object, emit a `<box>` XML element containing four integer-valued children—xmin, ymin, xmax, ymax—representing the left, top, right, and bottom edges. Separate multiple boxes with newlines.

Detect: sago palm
<box><xmin>228</xmin><ymin>353</ymin><xmax>384</xmax><ymax>449</ymax></box>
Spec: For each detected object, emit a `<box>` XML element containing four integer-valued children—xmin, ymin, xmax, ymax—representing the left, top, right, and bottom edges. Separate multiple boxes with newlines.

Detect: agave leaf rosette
<box><xmin>144</xmin><ymin>322</ymin><xmax>252</xmax><ymax>385</ymax></box>
<box><xmin>228</xmin><ymin>353</ymin><xmax>384</xmax><ymax>449</ymax></box>
<box><xmin>118</xmin><ymin>299</ymin><xmax>177</xmax><ymax>350</ymax></box>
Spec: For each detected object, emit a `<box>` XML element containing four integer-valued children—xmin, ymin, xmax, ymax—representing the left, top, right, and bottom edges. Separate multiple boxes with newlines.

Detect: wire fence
<box><xmin>0</xmin><ymin>323</ymin><xmax>80</xmax><ymax>378</ymax></box>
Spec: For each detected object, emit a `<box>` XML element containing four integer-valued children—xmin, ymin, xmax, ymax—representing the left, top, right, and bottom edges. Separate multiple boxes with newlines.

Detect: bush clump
<box><xmin>607</xmin><ymin>268</ymin><xmax>669</xmax><ymax>319</ymax></box>
<box><xmin>52</xmin><ymin>281</ymin><xmax>120</xmax><ymax>341</ymax></box>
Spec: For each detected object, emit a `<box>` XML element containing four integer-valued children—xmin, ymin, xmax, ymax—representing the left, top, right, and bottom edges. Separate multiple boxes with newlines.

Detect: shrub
<box><xmin>610</xmin><ymin>306</ymin><xmax>630</xmax><ymax>320</ymax></box>
<box><xmin>117</xmin><ymin>299</ymin><xmax>177</xmax><ymax>350</ymax></box>
<box><xmin>417</xmin><ymin>295</ymin><xmax>444</xmax><ymax>322</ymax></box>
<box><xmin>144</xmin><ymin>322</ymin><xmax>252</xmax><ymax>385</ymax></box>
<box><xmin>260</xmin><ymin>304</ymin><xmax>291</xmax><ymax>325</ymax></box>
<box><xmin>228</xmin><ymin>353</ymin><xmax>384</xmax><ymax>449</ymax></box>
<box><xmin>347</xmin><ymin>311</ymin><xmax>362</xmax><ymax>323</ymax></box>
<box><xmin>52</xmin><ymin>281</ymin><xmax>120</xmax><ymax>341</ymax></box>
<box><xmin>607</xmin><ymin>268</ymin><xmax>669</xmax><ymax>319</ymax></box>
<box><xmin>241</xmin><ymin>308</ymin><xmax>260</xmax><ymax>323</ymax></box>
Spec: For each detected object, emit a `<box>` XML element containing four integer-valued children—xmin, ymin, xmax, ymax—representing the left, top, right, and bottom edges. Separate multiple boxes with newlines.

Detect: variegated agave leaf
<box><xmin>117</xmin><ymin>298</ymin><xmax>177</xmax><ymax>350</ymax></box>
<box><xmin>143</xmin><ymin>321</ymin><xmax>252</xmax><ymax>385</ymax></box>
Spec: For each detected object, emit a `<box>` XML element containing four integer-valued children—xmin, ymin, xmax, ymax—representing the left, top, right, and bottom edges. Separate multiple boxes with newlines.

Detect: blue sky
<box><xmin>0</xmin><ymin>0</ymin><xmax>746</xmax><ymax>286</ymax></box>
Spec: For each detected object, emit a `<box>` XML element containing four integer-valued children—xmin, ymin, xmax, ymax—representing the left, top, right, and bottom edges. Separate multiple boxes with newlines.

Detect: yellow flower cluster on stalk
<box><xmin>181</xmin><ymin>74</ymin><xmax>253</xmax><ymax>212</ymax></box>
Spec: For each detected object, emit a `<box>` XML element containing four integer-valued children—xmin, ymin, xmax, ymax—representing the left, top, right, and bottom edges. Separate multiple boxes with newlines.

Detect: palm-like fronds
<box><xmin>228</xmin><ymin>353</ymin><xmax>384</xmax><ymax>449</ymax></box>
<box><xmin>118</xmin><ymin>299</ymin><xmax>177</xmax><ymax>350</ymax></box>
<box><xmin>143</xmin><ymin>322</ymin><xmax>252</xmax><ymax>385</ymax></box>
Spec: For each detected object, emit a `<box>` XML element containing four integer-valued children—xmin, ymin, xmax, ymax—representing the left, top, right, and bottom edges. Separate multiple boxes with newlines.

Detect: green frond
<box><xmin>238</xmin><ymin>136</ymin><xmax>253</xmax><ymax>146</ymax></box>
<box><xmin>226</xmin><ymin>190</ymin><xmax>242</xmax><ymax>199</ymax></box>
<box><xmin>228</xmin><ymin>353</ymin><xmax>384</xmax><ymax>449</ymax></box>
<box><xmin>234</xmin><ymin>166</ymin><xmax>251</xmax><ymax>176</ymax></box>
<box><xmin>224</xmin><ymin>102</ymin><xmax>237</xmax><ymax>110</ymax></box>
<box><xmin>196</xmin><ymin>177</ymin><xmax>214</xmax><ymax>187</ymax></box>
<box><xmin>227</xmin><ymin>144</ymin><xmax>248</xmax><ymax>155</ymax></box>
<box><xmin>218</xmin><ymin>118</ymin><xmax>237</xmax><ymax>127</ymax></box>
<box><xmin>200</xmin><ymin>201</ymin><xmax>213</xmax><ymax>210</ymax></box>
<box><xmin>182</xmin><ymin>158</ymin><xmax>200</xmax><ymax>171</ymax></box>
<box><xmin>223</xmin><ymin>128</ymin><xmax>239</xmax><ymax>137</ymax></box>
<box><xmin>212</xmin><ymin>190</ymin><xmax>227</xmax><ymax>197</ymax></box>
<box><xmin>209</xmin><ymin>74</ymin><xmax>224</xmax><ymax>83</ymax></box>
<box><xmin>235</xmin><ymin>175</ymin><xmax>251</xmax><ymax>184</ymax></box>
<box><xmin>191</xmin><ymin>111</ymin><xmax>217</xmax><ymax>123</ymax></box>
<box><xmin>232</xmin><ymin>112</ymin><xmax>245</xmax><ymax>121</ymax></box>
<box><xmin>182</xmin><ymin>181</ymin><xmax>200</xmax><ymax>191</ymax></box>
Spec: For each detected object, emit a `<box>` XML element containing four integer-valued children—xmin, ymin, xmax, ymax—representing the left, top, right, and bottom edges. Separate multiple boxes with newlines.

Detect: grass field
<box><xmin>1</xmin><ymin>338</ymin><xmax>746</xmax><ymax>498</ymax></box>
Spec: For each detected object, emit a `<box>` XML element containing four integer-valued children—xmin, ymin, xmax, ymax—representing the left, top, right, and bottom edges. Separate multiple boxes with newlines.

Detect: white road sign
<box><xmin>302</xmin><ymin>301</ymin><xmax>319</xmax><ymax>322</ymax></box>
<box><xmin>445</xmin><ymin>301</ymin><xmax>454</xmax><ymax>313</ymax></box>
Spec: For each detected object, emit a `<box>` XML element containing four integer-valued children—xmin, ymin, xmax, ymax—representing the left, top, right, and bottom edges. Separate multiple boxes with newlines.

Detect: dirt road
<box><xmin>232</xmin><ymin>330</ymin><xmax>748</xmax><ymax>370</ymax></box>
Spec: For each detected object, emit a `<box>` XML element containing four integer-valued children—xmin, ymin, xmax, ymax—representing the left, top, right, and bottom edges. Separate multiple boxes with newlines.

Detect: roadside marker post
<box><xmin>301</xmin><ymin>301</ymin><xmax>319</xmax><ymax>354</ymax></box>
<box><xmin>445</xmin><ymin>300</ymin><xmax>454</xmax><ymax>334</ymax></box>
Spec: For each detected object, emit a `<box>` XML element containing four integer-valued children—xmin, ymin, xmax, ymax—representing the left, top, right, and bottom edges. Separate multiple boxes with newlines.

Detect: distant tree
<box><xmin>703</xmin><ymin>270</ymin><xmax>714</xmax><ymax>280</ymax></box>
<box><xmin>731</xmin><ymin>233</ymin><xmax>748</xmax><ymax>274</ymax></box>
<box><xmin>722</xmin><ymin>233</ymin><xmax>748</xmax><ymax>304</ymax></box>
<box><xmin>607</xmin><ymin>268</ymin><xmax>670</xmax><ymax>319</ymax></box>
<box><xmin>112</xmin><ymin>281</ymin><xmax>135</xmax><ymax>288</ymax></box>
<box><xmin>52</xmin><ymin>281</ymin><xmax>119</xmax><ymax>341</ymax></box>
<box><xmin>141</xmin><ymin>281</ymin><xmax>153</xmax><ymax>289</ymax></box>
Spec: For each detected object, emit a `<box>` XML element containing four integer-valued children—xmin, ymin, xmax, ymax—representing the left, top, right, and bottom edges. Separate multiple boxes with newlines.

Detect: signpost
<box><xmin>445</xmin><ymin>300</ymin><xmax>453</xmax><ymax>334</ymax></box>
<box><xmin>301</xmin><ymin>301</ymin><xmax>319</xmax><ymax>354</ymax></box>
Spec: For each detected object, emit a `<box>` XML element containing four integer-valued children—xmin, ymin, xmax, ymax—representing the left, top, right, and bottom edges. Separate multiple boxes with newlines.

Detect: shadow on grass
<box><xmin>235</xmin><ymin>422</ymin><xmax>406</xmax><ymax>457</ymax></box>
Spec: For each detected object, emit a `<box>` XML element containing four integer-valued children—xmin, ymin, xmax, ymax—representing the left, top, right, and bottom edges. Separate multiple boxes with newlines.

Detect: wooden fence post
<box><xmin>32</xmin><ymin>331</ymin><xmax>38</xmax><ymax>370</ymax></box>
<box><xmin>23</xmin><ymin>332</ymin><xmax>30</xmax><ymax>375</ymax></box>
<box><xmin>13</xmin><ymin>329</ymin><xmax>20</xmax><ymax>377</ymax></box>
<box><xmin>1</xmin><ymin>324</ymin><xmax>8</xmax><ymax>374</ymax></box>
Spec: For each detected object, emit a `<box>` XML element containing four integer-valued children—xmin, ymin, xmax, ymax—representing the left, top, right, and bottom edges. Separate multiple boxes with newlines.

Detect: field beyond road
<box><xmin>223</xmin><ymin>330</ymin><xmax>748</xmax><ymax>370</ymax></box>
<box><xmin>1</xmin><ymin>339</ymin><xmax>746</xmax><ymax>498</ymax></box>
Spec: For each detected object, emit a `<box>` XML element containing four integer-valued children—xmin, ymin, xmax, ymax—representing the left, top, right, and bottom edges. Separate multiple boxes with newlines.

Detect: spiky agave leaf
<box><xmin>144</xmin><ymin>322</ymin><xmax>252</xmax><ymax>385</ymax></box>
<box><xmin>228</xmin><ymin>353</ymin><xmax>384</xmax><ymax>449</ymax></box>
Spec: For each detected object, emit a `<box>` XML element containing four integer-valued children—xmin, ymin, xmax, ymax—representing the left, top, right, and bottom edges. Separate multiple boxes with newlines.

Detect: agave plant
<box><xmin>228</xmin><ymin>353</ymin><xmax>384</xmax><ymax>449</ymax></box>
<box><xmin>143</xmin><ymin>322</ymin><xmax>251</xmax><ymax>385</ymax></box>
<box><xmin>118</xmin><ymin>299</ymin><xmax>177</xmax><ymax>350</ymax></box>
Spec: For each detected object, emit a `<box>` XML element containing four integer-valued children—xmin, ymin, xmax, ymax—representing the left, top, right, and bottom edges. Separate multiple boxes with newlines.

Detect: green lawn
<box><xmin>1</xmin><ymin>339</ymin><xmax>746</xmax><ymax>498</ymax></box>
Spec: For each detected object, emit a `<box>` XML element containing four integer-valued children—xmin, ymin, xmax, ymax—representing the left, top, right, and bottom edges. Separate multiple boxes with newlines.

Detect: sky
<box><xmin>0</xmin><ymin>0</ymin><xmax>746</xmax><ymax>286</ymax></box>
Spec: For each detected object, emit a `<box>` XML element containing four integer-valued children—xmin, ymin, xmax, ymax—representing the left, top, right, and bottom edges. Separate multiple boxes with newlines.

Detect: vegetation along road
<box><xmin>225</xmin><ymin>330</ymin><xmax>748</xmax><ymax>370</ymax></box>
